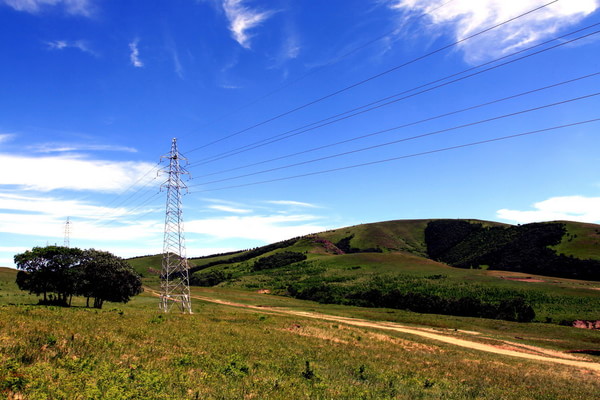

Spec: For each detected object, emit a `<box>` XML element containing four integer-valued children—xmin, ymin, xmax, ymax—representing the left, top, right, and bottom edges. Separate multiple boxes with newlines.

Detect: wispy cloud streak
<box><xmin>222</xmin><ymin>0</ymin><xmax>274</xmax><ymax>49</ymax></box>
<box><xmin>129</xmin><ymin>39</ymin><xmax>143</xmax><ymax>67</ymax></box>
<box><xmin>208</xmin><ymin>205</ymin><xmax>252</xmax><ymax>214</ymax></box>
<box><xmin>46</xmin><ymin>39</ymin><xmax>96</xmax><ymax>56</ymax></box>
<box><xmin>1</xmin><ymin>0</ymin><xmax>95</xmax><ymax>16</ymax></box>
<box><xmin>267</xmin><ymin>200</ymin><xmax>319</xmax><ymax>208</ymax></box>
<box><xmin>29</xmin><ymin>143</ymin><xmax>138</xmax><ymax>153</ymax></box>
<box><xmin>0</xmin><ymin>134</ymin><xmax>15</xmax><ymax>144</ymax></box>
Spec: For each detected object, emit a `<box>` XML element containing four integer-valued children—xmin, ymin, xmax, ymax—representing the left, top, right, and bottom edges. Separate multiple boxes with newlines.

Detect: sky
<box><xmin>1</xmin><ymin>0</ymin><xmax>600</xmax><ymax>267</ymax></box>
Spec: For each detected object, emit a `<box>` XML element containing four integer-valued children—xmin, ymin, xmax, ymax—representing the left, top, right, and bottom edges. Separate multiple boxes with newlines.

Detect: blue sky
<box><xmin>1</xmin><ymin>0</ymin><xmax>600</xmax><ymax>266</ymax></box>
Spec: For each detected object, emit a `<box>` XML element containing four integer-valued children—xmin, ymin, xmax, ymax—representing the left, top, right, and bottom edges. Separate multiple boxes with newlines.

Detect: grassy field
<box><xmin>1</xmin><ymin>267</ymin><xmax>599</xmax><ymax>399</ymax></box>
<box><xmin>551</xmin><ymin>220</ymin><xmax>600</xmax><ymax>260</ymax></box>
<box><xmin>186</xmin><ymin>249</ymin><xmax>600</xmax><ymax>323</ymax></box>
<box><xmin>3</xmin><ymin>219</ymin><xmax>599</xmax><ymax>398</ymax></box>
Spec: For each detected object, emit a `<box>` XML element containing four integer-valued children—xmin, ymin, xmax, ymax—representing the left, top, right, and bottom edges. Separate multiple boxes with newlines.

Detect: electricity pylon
<box><xmin>64</xmin><ymin>217</ymin><xmax>71</xmax><ymax>247</ymax></box>
<box><xmin>159</xmin><ymin>138</ymin><xmax>192</xmax><ymax>313</ymax></box>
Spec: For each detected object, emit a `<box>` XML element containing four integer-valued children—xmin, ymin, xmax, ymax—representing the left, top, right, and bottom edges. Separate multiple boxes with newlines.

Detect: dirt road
<box><xmin>147</xmin><ymin>288</ymin><xmax>600</xmax><ymax>373</ymax></box>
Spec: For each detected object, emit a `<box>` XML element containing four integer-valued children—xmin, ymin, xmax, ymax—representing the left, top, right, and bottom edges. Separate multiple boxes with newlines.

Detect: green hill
<box><xmin>179</xmin><ymin>219</ymin><xmax>600</xmax><ymax>281</ymax></box>
<box><xmin>124</xmin><ymin>219</ymin><xmax>600</xmax><ymax>324</ymax></box>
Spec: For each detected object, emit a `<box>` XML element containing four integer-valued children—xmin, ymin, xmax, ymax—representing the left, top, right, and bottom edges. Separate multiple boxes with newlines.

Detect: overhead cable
<box><xmin>188</xmin><ymin>25</ymin><xmax>600</xmax><ymax>168</ymax></box>
<box><xmin>188</xmin><ymin>92</ymin><xmax>600</xmax><ymax>187</ymax></box>
<box><xmin>188</xmin><ymin>118</ymin><xmax>600</xmax><ymax>193</ymax></box>
<box><xmin>192</xmin><ymin>71</ymin><xmax>600</xmax><ymax>179</ymax></box>
<box><xmin>184</xmin><ymin>0</ymin><xmax>558</xmax><ymax>155</ymax></box>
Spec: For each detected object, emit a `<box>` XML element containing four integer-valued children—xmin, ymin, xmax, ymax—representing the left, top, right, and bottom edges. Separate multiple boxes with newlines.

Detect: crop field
<box><xmin>1</xmin><ymin>267</ymin><xmax>599</xmax><ymax>399</ymax></box>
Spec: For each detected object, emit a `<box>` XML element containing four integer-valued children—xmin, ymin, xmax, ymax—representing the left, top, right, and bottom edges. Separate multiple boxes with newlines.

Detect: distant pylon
<box><xmin>64</xmin><ymin>217</ymin><xmax>71</xmax><ymax>248</ymax></box>
<box><xmin>159</xmin><ymin>138</ymin><xmax>192</xmax><ymax>313</ymax></box>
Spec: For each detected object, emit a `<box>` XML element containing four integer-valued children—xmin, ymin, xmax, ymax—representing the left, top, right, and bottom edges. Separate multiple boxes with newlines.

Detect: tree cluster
<box><xmin>251</xmin><ymin>251</ymin><xmax>307</xmax><ymax>272</ymax></box>
<box><xmin>190</xmin><ymin>270</ymin><xmax>231</xmax><ymax>287</ymax></box>
<box><xmin>425</xmin><ymin>220</ymin><xmax>600</xmax><ymax>281</ymax></box>
<box><xmin>14</xmin><ymin>246</ymin><xmax>143</xmax><ymax>308</ymax></box>
<box><xmin>287</xmin><ymin>280</ymin><xmax>535</xmax><ymax>322</ymax></box>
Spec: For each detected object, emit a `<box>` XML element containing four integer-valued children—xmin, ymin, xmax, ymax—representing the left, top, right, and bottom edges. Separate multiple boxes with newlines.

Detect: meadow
<box><xmin>1</xmin><ymin>267</ymin><xmax>599</xmax><ymax>399</ymax></box>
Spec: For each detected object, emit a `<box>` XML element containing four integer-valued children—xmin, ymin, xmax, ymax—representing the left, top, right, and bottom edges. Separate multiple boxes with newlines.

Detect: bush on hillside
<box><xmin>252</xmin><ymin>252</ymin><xmax>307</xmax><ymax>272</ymax></box>
<box><xmin>287</xmin><ymin>278</ymin><xmax>536</xmax><ymax>323</ymax></box>
<box><xmin>190</xmin><ymin>270</ymin><xmax>231</xmax><ymax>287</ymax></box>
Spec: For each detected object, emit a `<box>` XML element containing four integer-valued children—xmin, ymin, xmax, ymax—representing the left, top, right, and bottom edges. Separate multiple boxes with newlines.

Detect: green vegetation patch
<box><xmin>425</xmin><ymin>220</ymin><xmax>600</xmax><ymax>281</ymax></box>
<box><xmin>0</xmin><ymin>297</ymin><xmax>599</xmax><ymax>399</ymax></box>
<box><xmin>551</xmin><ymin>221</ymin><xmax>600</xmax><ymax>260</ymax></box>
<box><xmin>252</xmin><ymin>251</ymin><xmax>307</xmax><ymax>272</ymax></box>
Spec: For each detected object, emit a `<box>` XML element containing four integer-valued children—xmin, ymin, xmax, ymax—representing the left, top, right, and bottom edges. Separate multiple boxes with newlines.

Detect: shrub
<box><xmin>252</xmin><ymin>252</ymin><xmax>307</xmax><ymax>272</ymax></box>
<box><xmin>190</xmin><ymin>270</ymin><xmax>231</xmax><ymax>286</ymax></box>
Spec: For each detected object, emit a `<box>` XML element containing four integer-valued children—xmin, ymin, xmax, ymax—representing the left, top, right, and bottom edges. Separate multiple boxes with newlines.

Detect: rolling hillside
<box><xmin>127</xmin><ymin>219</ymin><xmax>600</xmax><ymax>323</ymax></box>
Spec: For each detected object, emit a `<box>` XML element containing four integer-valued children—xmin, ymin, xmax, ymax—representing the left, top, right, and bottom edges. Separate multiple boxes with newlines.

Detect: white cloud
<box><xmin>29</xmin><ymin>143</ymin><xmax>138</xmax><ymax>153</ymax></box>
<box><xmin>208</xmin><ymin>205</ymin><xmax>252</xmax><ymax>213</ymax></box>
<box><xmin>219</xmin><ymin>83</ymin><xmax>243</xmax><ymax>89</ymax></box>
<box><xmin>0</xmin><ymin>192</ymin><xmax>128</xmax><ymax>219</ymax></box>
<box><xmin>170</xmin><ymin>46</ymin><xmax>184</xmax><ymax>79</ymax></box>
<box><xmin>1</xmin><ymin>0</ymin><xmax>95</xmax><ymax>16</ymax></box>
<box><xmin>186</xmin><ymin>214</ymin><xmax>326</xmax><ymax>243</ymax></box>
<box><xmin>284</xmin><ymin>36</ymin><xmax>300</xmax><ymax>59</ymax></box>
<box><xmin>0</xmin><ymin>192</ymin><xmax>162</xmax><ymax>242</ymax></box>
<box><xmin>0</xmin><ymin>153</ymin><xmax>157</xmax><ymax>192</ymax></box>
<box><xmin>0</xmin><ymin>259</ymin><xmax>17</xmax><ymax>268</ymax></box>
<box><xmin>388</xmin><ymin>0</ymin><xmax>600</xmax><ymax>63</ymax></box>
<box><xmin>0</xmin><ymin>246</ymin><xmax>29</xmax><ymax>252</ymax></box>
<box><xmin>46</xmin><ymin>39</ymin><xmax>96</xmax><ymax>56</ymax></box>
<box><xmin>267</xmin><ymin>200</ymin><xmax>319</xmax><ymax>208</ymax></box>
<box><xmin>497</xmin><ymin>195</ymin><xmax>600</xmax><ymax>224</ymax></box>
<box><xmin>222</xmin><ymin>0</ymin><xmax>274</xmax><ymax>49</ymax></box>
<box><xmin>47</xmin><ymin>39</ymin><xmax>68</xmax><ymax>49</ymax></box>
<box><xmin>129</xmin><ymin>39</ymin><xmax>143</xmax><ymax>68</ymax></box>
<box><xmin>0</xmin><ymin>134</ymin><xmax>15</xmax><ymax>144</ymax></box>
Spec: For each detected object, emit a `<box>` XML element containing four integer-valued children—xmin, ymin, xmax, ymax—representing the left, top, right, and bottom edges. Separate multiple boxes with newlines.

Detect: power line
<box><xmin>184</xmin><ymin>0</ymin><xmax>558</xmax><ymax>155</ymax></box>
<box><xmin>188</xmin><ymin>24</ymin><xmax>600</xmax><ymax>168</ymax></box>
<box><xmin>192</xmin><ymin>71</ymin><xmax>600</xmax><ymax>180</ymax></box>
<box><xmin>188</xmin><ymin>118</ymin><xmax>600</xmax><ymax>193</ymax></box>
<box><xmin>177</xmin><ymin>1</ymin><xmax>458</xmax><ymax>143</ymax></box>
<box><xmin>93</xmin><ymin>189</ymin><xmax>162</xmax><ymax>228</ymax></box>
<box><xmin>99</xmin><ymin>162</ymin><xmax>161</xmax><ymax>209</ymax></box>
<box><xmin>84</xmin><ymin>163</ymin><xmax>161</xmax><ymax>226</ymax></box>
<box><xmin>188</xmin><ymin>92</ymin><xmax>599</xmax><ymax>187</ymax></box>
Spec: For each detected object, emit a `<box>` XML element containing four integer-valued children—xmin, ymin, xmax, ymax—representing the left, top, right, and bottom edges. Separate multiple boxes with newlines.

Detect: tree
<box><xmin>14</xmin><ymin>246</ymin><xmax>83</xmax><ymax>305</ymax></box>
<box><xmin>14</xmin><ymin>246</ymin><xmax>142</xmax><ymax>308</ymax></box>
<box><xmin>78</xmin><ymin>249</ymin><xmax>143</xmax><ymax>309</ymax></box>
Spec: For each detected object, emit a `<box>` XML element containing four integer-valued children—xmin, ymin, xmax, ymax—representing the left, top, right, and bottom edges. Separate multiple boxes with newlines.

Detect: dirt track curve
<box><xmin>145</xmin><ymin>287</ymin><xmax>600</xmax><ymax>373</ymax></box>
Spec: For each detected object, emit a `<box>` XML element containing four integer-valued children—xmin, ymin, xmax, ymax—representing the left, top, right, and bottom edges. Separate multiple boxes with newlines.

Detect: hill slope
<box><xmin>425</xmin><ymin>220</ymin><xmax>600</xmax><ymax>280</ymax></box>
<box><xmin>128</xmin><ymin>219</ymin><xmax>600</xmax><ymax>323</ymax></box>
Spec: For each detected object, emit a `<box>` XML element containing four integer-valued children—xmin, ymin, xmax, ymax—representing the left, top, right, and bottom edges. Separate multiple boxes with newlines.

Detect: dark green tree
<box><xmin>14</xmin><ymin>246</ymin><xmax>83</xmax><ymax>306</ymax></box>
<box><xmin>78</xmin><ymin>249</ymin><xmax>143</xmax><ymax>309</ymax></box>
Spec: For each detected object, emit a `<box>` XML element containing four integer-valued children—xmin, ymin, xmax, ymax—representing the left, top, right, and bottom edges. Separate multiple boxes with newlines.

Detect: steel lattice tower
<box><xmin>159</xmin><ymin>138</ymin><xmax>192</xmax><ymax>313</ymax></box>
<box><xmin>64</xmin><ymin>217</ymin><xmax>71</xmax><ymax>248</ymax></box>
